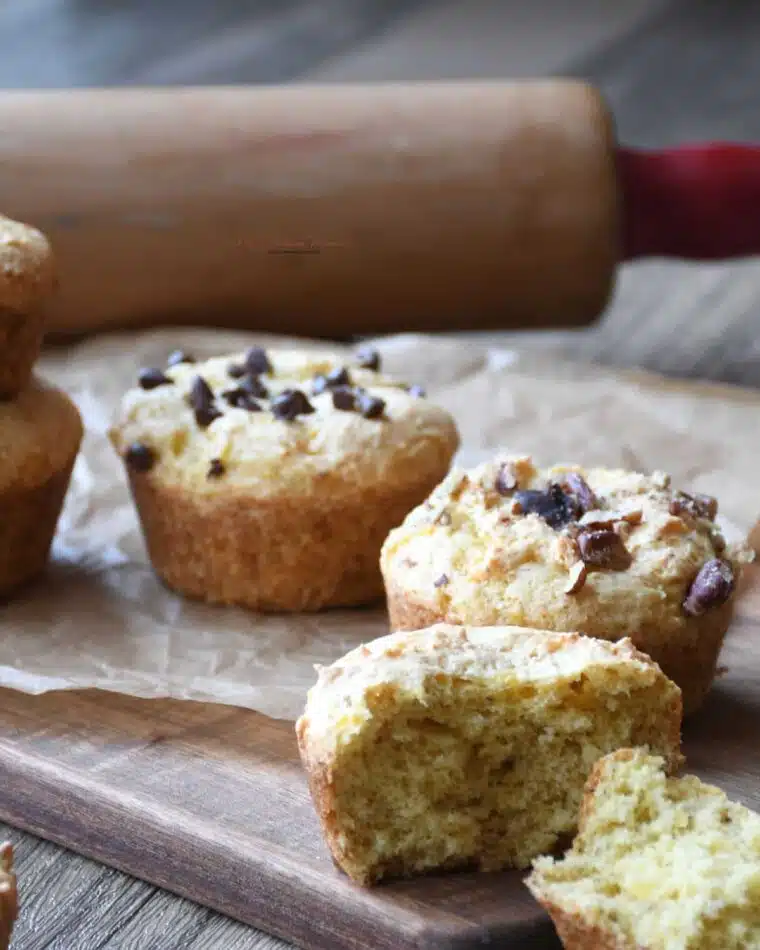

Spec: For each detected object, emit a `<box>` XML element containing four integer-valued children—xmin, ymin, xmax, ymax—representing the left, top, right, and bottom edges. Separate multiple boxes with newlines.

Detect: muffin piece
<box><xmin>109</xmin><ymin>345</ymin><xmax>458</xmax><ymax>611</ymax></box>
<box><xmin>0</xmin><ymin>378</ymin><xmax>83</xmax><ymax>596</ymax></box>
<box><xmin>381</xmin><ymin>455</ymin><xmax>752</xmax><ymax>714</ymax></box>
<box><xmin>0</xmin><ymin>214</ymin><xmax>57</xmax><ymax>398</ymax></box>
<box><xmin>528</xmin><ymin>749</ymin><xmax>760</xmax><ymax>950</ymax></box>
<box><xmin>296</xmin><ymin>624</ymin><xmax>682</xmax><ymax>885</ymax></box>
<box><xmin>0</xmin><ymin>844</ymin><xmax>17</xmax><ymax>950</ymax></box>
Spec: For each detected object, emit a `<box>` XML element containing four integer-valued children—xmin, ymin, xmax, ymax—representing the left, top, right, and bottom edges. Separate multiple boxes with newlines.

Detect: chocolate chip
<box><xmin>167</xmin><ymin>350</ymin><xmax>195</xmax><ymax>367</ymax></box>
<box><xmin>408</xmin><ymin>384</ymin><xmax>426</xmax><ymax>398</ymax></box>
<box><xmin>495</xmin><ymin>464</ymin><xmax>518</xmax><ymax>495</ymax></box>
<box><xmin>513</xmin><ymin>485</ymin><xmax>580</xmax><ymax>529</ymax></box>
<box><xmin>271</xmin><ymin>389</ymin><xmax>315</xmax><ymax>421</ymax></box>
<box><xmin>207</xmin><ymin>458</ymin><xmax>225</xmax><ymax>479</ymax></box>
<box><xmin>241</xmin><ymin>374</ymin><xmax>269</xmax><ymax>399</ymax></box>
<box><xmin>137</xmin><ymin>368</ymin><xmax>172</xmax><ymax>391</ymax></box>
<box><xmin>221</xmin><ymin>388</ymin><xmax>262</xmax><ymax>412</ymax></box>
<box><xmin>355</xmin><ymin>345</ymin><xmax>381</xmax><ymax>371</ymax></box>
<box><xmin>195</xmin><ymin>406</ymin><xmax>222</xmax><ymax>428</ymax></box>
<box><xmin>434</xmin><ymin>574</ymin><xmax>449</xmax><ymax>588</ymax></box>
<box><xmin>125</xmin><ymin>442</ymin><xmax>156</xmax><ymax>473</ymax></box>
<box><xmin>244</xmin><ymin>346</ymin><xmax>272</xmax><ymax>376</ymax></box>
<box><xmin>356</xmin><ymin>391</ymin><xmax>385</xmax><ymax>419</ymax></box>
<box><xmin>188</xmin><ymin>375</ymin><xmax>222</xmax><ymax>428</ymax></box>
<box><xmin>327</xmin><ymin>366</ymin><xmax>351</xmax><ymax>387</ymax></box>
<box><xmin>556</xmin><ymin>473</ymin><xmax>597</xmax><ymax>513</ymax></box>
<box><xmin>313</xmin><ymin>367</ymin><xmax>352</xmax><ymax>395</ymax></box>
<box><xmin>683</xmin><ymin>559</ymin><xmax>735</xmax><ymax>617</ymax></box>
<box><xmin>577</xmin><ymin>529</ymin><xmax>632</xmax><ymax>571</ymax></box>
<box><xmin>227</xmin><ymin>363</ymin><xmax>246</xmax><ymax>379</ymax></box>
<box><xmin>670</xmin><ymin>490</ymin><xmax>719</xmax><ymax>521</ymax></box>
<box><xmin>331</xmin><ymin>386</ymin><xmax>356</xmax><ymax>412</ymax></box>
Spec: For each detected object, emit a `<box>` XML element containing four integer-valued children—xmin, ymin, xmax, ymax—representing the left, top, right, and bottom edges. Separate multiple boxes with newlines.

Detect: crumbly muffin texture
<box><xmin>381</xmin><ymin>454</ymin><xmax>752</xmax><ymax>712</ymax></box>
<box><xmin>296</xmin><ymin>624</ymin><xmax>682</xmax><ymax>885</ymax></box>
<box><xmin>110</xmin><ymin>346</ymin><xmax>457</xmax><ymax>496</ymax></box>
<box><xmin>528</xmin><ymin>749</ymin><xmax>760</xmax><ymax>950</ymax></box>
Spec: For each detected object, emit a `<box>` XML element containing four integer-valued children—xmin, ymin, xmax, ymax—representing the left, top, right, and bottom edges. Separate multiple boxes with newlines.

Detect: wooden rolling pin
<box><xmin>1</xmin><ymin>81</ymin><xmax>759</xmax><ymax>338</ymax></box>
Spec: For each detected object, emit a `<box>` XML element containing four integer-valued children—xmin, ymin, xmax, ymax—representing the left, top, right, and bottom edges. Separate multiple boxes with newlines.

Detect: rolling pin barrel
<box><xmin>0</xmin><ymin>82</ymin><xmax>621</xmax><ymax>338</ymax></box>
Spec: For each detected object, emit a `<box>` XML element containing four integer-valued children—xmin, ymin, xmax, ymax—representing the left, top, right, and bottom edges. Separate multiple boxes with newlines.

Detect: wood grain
<box><xmin>0</xmin><ymin>567</ymin><xmax>758</xmax><ymax>950</ymax></box>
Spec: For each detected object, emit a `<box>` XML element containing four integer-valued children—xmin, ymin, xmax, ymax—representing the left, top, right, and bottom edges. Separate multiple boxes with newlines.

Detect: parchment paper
<box><xmin>1</xmin><ymin>329</ymin><xmax>757</xmax><ymax>722</ymax></box>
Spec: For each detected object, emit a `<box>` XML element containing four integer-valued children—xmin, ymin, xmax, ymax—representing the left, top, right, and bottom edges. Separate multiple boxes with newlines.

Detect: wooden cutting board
<box><xmin>0</xmin><ymin>567</ymin><xmax>758</xmax><ymax>950</ymax></box>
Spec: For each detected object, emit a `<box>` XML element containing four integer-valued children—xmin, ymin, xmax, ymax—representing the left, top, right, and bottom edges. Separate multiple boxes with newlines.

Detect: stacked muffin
<box><xmin>0</xmin><ymin>214</ymin><xmax>83</xmax><ymax>598</ymax></box>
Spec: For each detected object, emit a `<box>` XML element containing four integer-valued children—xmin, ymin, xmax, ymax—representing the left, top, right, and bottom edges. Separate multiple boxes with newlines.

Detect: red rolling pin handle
<box><xmin>619</xmin><ymin>144</ymin><xmax>760</xmax><ymax>261</ymax></box>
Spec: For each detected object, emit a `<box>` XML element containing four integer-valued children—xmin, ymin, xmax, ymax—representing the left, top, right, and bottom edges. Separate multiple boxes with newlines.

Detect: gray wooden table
<box><xmin>3</xmin><ymin>0</ymin><xmax>760</xmax><ymax>947</ymax></box>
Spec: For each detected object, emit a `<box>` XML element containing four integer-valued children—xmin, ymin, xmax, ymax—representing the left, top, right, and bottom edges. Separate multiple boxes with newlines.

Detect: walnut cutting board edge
<box><xmin>0</xmin><ymin>566</ymin><xmax>757</xmax><ymax>950</ymax></box>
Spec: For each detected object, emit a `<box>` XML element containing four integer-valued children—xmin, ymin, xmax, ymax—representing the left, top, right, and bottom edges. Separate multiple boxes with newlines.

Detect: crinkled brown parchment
<box><xmin>0</xmin><ymin>330</ymin><xmax>756</xmax><ymax>721</ymax></box>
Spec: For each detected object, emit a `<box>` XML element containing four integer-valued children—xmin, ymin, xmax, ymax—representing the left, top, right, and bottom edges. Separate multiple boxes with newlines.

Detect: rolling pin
<box><xmin>1</xmin><ymin>81</ymin><xmax>759</xmax><ymax>339</ymax></box>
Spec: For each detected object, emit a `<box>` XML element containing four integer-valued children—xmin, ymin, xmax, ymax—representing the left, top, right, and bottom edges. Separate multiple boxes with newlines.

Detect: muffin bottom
<box><xmin>385</xmin><ymin>581</ymin><xmax>733</xmax><ymax>716</ymax></box>
<box><xmin>129</xmin><ymin>474</ymin><xmax>449</xmax><ymax>612</ymax></box>
<box><xmin>0</xmin><ymin>457</ymin><xmax>78</xmax><ymax>597</ymax></box>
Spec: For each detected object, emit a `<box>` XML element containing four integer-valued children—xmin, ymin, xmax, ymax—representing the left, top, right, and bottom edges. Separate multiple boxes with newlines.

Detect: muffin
<box><xmin>0</xmin><ymin>378</ymin><xmax>83</xmax><ymax>596</ymax></box>
<box><xmin>381</xmin><ymin>455</ymin><xmax>752</xmax><ymax>713</ymax></box>
<box><xmin>528</xmin><ymin>749</ymin><xmax>760</xmax><ymax>950</ymax></box>
<box><xmin>109</xmin><ymin>345</ymin><xmax>459</xmax><ymax>612</ymax></box>
<box><xmin>0</xmin><ymin>214</ymin><xmax>57</xmax><ymax>398</ymax></box>
<box><xmin>0</xmin><ymin>844</ymin><xmax>17</xmax><ymax>950</ymax></box>
<box><xmin>296</xmin><ymin>624</ymin><xmax>682</xmax><ymax>885</ymax></box>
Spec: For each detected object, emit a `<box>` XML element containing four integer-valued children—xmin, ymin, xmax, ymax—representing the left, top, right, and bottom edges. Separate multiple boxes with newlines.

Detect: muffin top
<box><xmin>299</xmin><ymin>623</ymin><xmax>671</xmax><ymax>755</ymax></box>
<box><xmin>109</xmin><ymin>345</ymin><xmax>459</xmax><ymax>497</ymax></box>
<box><xmin>381</xmin><ymin>454</ymin><xmax>753</xmax><ymax>641</ymax></box>
<box><xmin>0</xmin><ymin>377</ymin><xmax>83</xmax><ymax>492</ymax></box>
<box><xmin>0</xmin><ymin>214</ymin><xmax>57</xmax><ymax>313</ymax></box>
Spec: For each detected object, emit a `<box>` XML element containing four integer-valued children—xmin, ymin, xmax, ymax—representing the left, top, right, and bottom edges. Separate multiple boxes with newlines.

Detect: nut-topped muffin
<box><xmin>0</xmin><ymin>214</ymin><xmax>57</xmax><ymax>398</ymax></box>
<box><xmin>380</xmin><ymin>454</ymin><xmax>752</xmax><ymax>713</ymax></box>
<box><xmin>109</xmin><ymin>345</ymin><xmax>459</xmax><ymax>612</ymax></box>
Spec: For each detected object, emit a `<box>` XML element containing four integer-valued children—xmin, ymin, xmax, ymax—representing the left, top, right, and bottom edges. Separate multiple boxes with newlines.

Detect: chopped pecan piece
<box><xmin>683</xmin><ymin>559</ymin><xmax>735</xmax><ymax>617</ymax></box>
<box><xmin>577</xmin><ymin>529</ymin><xmax>632</xmax><ymax>571</ymax></box>
<box><xmin>670</xmin><ymin>490</ymin><xmax>718</xmax><ymax>521</ymax></box>
<box><xmin>556</xmin><ymin>472</ymin><xmax>597</xmax><ymax>513</ymax></box>
<box><xmin>564</xmin><ymin>561</ymin><xmax>587</xmax><ymax>595</ymax></box>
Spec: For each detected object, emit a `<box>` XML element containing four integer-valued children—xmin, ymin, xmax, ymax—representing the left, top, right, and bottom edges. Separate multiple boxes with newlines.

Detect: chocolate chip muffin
<box><xmin>0</xmin><ymin>214</ymin><xmax>57</xmax><ymax>398</ymax></box>
<box><xmin>380</xmin><ymin>455</ymin><xmax>753</xmax><ymax>714</ymax></box>
<box><xmin>0</xmin><ymin>844</ymin><xmax>17</xmax><ymax>950</ymax></box>
<box><xmin>0</xmin><ymin>378</ymin><xmax>83</xmax><ymax>596</ymax></box>
<box><xmin>109</xmin><ymin>345</ymin><xmax>459</xmax><ymax>612</ymax></box>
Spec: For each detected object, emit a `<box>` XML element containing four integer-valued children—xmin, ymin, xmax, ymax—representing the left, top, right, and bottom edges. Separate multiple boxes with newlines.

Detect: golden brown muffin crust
<box><xmin>0</xmin><ymin>215</ymin><xmax>56</xmax><ymax>314</ymax></box>
<box><xmin>0</xmin><ymin>378</ymin><xmax>83</xmax><ymax>493</ymax></box>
